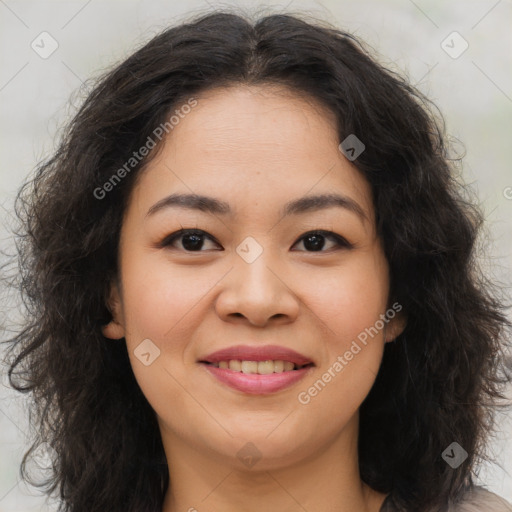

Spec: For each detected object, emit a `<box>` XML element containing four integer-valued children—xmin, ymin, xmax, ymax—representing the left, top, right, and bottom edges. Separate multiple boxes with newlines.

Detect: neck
<box><xmin>160</xmin><ymin>416</ymin><xmax>387</xmax><ymax>512</ymax></box>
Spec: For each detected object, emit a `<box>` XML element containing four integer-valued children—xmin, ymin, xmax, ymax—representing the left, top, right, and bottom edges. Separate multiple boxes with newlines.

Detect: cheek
<box><xmin>120</xmin><ymin>242</ymin><xmax>389</xmax><ymax>355</ymax></box>
<box><xmin>120</xmin><ymin>251</ymin><xmax>217</xmax><ymax>344</ymax></box>
<box><xmin>118</xmin><ymin>253</ymin><xmax>213</xmax><ymax>413</ymax></box>
<box><xmin>306</xmin><ymin>253</ymin><xmax>389</xmax><ymax>345</ymax></box>
<box><xmin>296</xmin><ymin>251</ymin><xmax>389</xmax><ymax>409</ymax></box>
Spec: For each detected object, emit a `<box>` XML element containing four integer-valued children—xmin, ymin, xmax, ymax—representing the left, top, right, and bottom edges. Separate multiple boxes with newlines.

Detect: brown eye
<box><xmin>292</xmin><ymin>231</ymin><xmax>353</xmax><ymax>252</ymax></box>
<box><xmin>160</xmin><ymin>229</ymin><xmax>352</xmax><ymax>253</ymax></box>
<box><xmin>161</xmin><ymin>229</ymin><xmax>221</xmax><ymax>252</ymax></box>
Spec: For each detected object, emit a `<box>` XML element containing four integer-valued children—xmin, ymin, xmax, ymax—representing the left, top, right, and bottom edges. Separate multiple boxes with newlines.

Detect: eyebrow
<box><xmin>146</xmin><ymin>192</ymin><xmax>368</xmax><ymax>224</ymax></box>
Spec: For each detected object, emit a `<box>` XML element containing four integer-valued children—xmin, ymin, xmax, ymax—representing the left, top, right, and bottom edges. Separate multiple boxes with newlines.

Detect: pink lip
<box><xmin>200</xmin><ymin>344</ymin><xmax>313</xmax><ymax>366</ymax></box>
<box><xmin>201</xmin><ymin>364</ymin><xmax>314</xmax><ymax>394</ymax></box>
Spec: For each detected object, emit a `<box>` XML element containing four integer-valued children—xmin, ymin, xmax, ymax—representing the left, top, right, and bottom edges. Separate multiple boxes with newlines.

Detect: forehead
<box><xmin>128</xmin><ymin>84</ymin><xmax>375</xmax><ymax>229</ymax></box>
<box><xmin>172</xmin><ymin>84</ymin><xmax>339</xmax><ymax>152</ymax></box>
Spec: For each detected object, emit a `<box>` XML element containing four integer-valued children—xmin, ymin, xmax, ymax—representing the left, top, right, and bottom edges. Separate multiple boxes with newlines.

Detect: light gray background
<box><xmin>1</xmin><ymin>1</ymin><xmax>511</xmax><ymax>510</ymax></box>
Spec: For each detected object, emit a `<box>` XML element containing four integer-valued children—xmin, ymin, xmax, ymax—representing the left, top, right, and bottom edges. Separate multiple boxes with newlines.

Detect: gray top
<box><xmin>379</xmin><ymin>486</ymin><xmax>512</xmax><ymax>511</ymax></box>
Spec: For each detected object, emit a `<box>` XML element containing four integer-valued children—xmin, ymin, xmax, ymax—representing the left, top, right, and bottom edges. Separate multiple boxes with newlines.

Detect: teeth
<box><xmin>273</xmin><ymin>360</ymin><xmax>284</xmax><ymax>373</ymax></box>
<box><xmin>210</xmin><ymin>360</ymin><xmax>306</xmax><ymax>374</ymax></box>
<box><xmin>241</xmin><ymin>361</ymin><xmax>257</xmax><ymax>374</ymax></box>
<box><xmin>283</xmin><ymin>361</ymin><xmax>294</xmax><ymax>371</ymax></box>
<box><xmin>228</xmin><ymin>360</ymin><xmax>241</xmax><ymax>372</ymax></box>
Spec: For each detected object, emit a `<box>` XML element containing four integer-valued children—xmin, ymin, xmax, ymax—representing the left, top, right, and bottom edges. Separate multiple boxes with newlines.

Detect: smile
<box><xmin>203</xmin><ymin>359</ymin><xmax>313</xmax><ymax>374</ymax></box>
<box><xmin>199</xmin><ymin>360</ymin><xmax>314</xmax><ymax>395</ymax></box>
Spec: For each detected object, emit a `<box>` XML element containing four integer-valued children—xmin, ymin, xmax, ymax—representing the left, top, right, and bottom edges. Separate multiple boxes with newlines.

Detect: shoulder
<box><xmin>449</xmin><ymin>487</ymin><xmax>512</xmax><ymax>512</ymax></box>
<box><xmin>380</xmin><ymin>487</ymin><xmax>512</xmax><ymax>512</ymax></box>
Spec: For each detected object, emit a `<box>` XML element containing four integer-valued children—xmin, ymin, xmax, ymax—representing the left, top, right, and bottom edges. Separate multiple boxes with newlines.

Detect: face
<box><xmin>103</xmin><ymin>85</ymin><xmax>406</xmax><ymax>471</ymax></box>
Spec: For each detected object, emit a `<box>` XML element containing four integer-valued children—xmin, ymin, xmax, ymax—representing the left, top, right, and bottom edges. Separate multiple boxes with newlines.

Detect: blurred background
<box><xmin>1</xmin><ymin>0</ymin><xmax>511</xmax><ymax>510</ymax></box>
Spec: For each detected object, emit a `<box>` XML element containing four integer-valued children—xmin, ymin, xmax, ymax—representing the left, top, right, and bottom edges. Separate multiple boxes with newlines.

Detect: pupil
<box><xmin>180</xmin><ymin>233</ymin><xmax>326</xmax><ymax>251</ymax></box>
<box><xmin>305</xmin><ymin>234</ymin><xmax>324</xmax><ymax>251</ymax></box>
<box><xmin>183</xmin><ymin>233</ymin><xmax>203</xmax><ymax>250</ymax></box>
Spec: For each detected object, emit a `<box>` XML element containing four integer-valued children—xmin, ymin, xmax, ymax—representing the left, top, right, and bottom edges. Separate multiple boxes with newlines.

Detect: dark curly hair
<box><xmin>3</xmin><ymin>9</ymin><xmax>511</xmax><ymax>512</ymax></box>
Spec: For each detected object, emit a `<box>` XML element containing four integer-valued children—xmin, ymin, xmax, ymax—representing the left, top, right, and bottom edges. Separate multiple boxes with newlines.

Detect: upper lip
<box><xmin>200</xmin><ymin>345</ymin><xmax>314</xmax><ymax>366</ymax></box>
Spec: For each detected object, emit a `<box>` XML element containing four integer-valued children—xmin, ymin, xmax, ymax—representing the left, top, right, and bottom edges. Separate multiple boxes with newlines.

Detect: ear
<box><xmin>384</xmin><ymin>310</ymin><xmax>407</xmax><ymax>343</ymax></box>
<box><xmin>101</xmin><ymin>279</ymin><xmax>126</xmax><ymax>340</ymax></box>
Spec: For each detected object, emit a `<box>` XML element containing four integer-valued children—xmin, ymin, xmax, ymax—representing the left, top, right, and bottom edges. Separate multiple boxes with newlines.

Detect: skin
<box><xmin>103</xmin><ymin>84</ymin><xmax>406</xmax><ymax>512</ymax></box>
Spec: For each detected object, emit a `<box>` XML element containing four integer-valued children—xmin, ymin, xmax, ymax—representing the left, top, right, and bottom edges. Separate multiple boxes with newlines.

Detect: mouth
<box><xmin>198</xmin><ymin>345</ymin><xmax>315</xmax><ymax>394</ymax></box>
<box><xmin>199</xmin><ymin>344</ymin><xmax>314</xmax><ymax>370</ymax></box>
<box><xmin>200</xmin><ymin>360</ymin><xmax>314</xmax><ymax>374</ymax></box>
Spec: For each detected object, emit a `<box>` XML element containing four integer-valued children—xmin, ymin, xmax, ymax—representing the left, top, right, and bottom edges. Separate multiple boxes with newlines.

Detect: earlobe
<box><xmin>101</xmin><ymin>279</ymin><xmax>126</xmax><ymax>340</ymax></box>
<box><xmin>102</xmin><ymin>320</ymin><xmax>125</xmax><ymax>340</ymax></box>
<box><xmin>384</xmin><ymin>311</ymin><xmax>407</xmax><ymax>343</ymax></box>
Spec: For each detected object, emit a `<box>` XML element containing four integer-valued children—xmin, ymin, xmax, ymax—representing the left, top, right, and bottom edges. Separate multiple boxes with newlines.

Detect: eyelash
<box><xmin>159</xmin><ymin>228</ymin><xmax>353</xmax><ymax>253</ymax></box>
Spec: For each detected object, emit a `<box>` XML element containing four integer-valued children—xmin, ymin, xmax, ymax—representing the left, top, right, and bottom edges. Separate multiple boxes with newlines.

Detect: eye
<box><xmin>160</xmin><ymin>229</ymin><xmax>221</xmax><ymax>252</ymax></box>
<box><xmin>291</xmin><ymin>230</ymin><xmax>353</xmax><ymax>252</ymax></box>
<box><xmin>160</xmin><ymin>228</ymin><xmax>352</xmax><ymax>253</ymax></box>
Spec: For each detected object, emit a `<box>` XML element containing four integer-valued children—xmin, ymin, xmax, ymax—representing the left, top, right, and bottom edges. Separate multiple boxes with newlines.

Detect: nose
<box><xmin>214</xmin><ymin>249</ymin><xmax>300</xmax><ymax>327</ymax></box>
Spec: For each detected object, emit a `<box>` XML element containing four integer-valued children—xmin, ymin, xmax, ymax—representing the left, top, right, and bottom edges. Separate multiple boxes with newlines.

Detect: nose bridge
<box><xmin>234</xmin><ymin>235</ymin><xmax>282</xmax><ymax>300</ymax></box>
<box><xmin>215</xmin><ymin>235</ymin><xmax>299</xmax><ymax>325</ymax></box>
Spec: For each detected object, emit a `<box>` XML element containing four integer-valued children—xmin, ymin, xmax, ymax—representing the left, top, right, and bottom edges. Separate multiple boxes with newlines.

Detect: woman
<box><xmin>4</xmin><ymin>10</ymin><xmax>512</xmax><ymax>512</ymax></box>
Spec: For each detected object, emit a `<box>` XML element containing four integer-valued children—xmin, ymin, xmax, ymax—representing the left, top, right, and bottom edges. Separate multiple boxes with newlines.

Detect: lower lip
<box><xmin>201</xmin><ymin>363</ymin><xmax>314</xmax><ymax>394</ymax></box>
